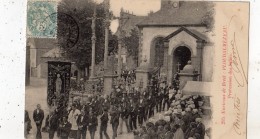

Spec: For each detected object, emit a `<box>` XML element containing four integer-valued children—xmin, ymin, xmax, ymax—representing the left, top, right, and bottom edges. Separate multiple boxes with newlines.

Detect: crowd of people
<box><xmin>25</xmin><ymin>74</ymin><xmax>210</xmax><ymax>139</ymax></box>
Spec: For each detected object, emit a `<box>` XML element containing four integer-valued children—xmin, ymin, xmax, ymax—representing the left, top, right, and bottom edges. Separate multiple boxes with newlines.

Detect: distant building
<box><xmin>26</xmin><ymin>38</ymin><xmax>77</xmax><ymax>79</ymax></box>
<box><xmin>27</xmin><ymin>38</ymin><xmax>57</xmax><ymax>78</ymax></box>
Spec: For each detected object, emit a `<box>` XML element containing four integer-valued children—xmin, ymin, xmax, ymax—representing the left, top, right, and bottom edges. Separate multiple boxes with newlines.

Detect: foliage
<box><xmin>122</xmin><ymin>28</ymin><xmax>139</xmax><ymax>62</ymax></box>
<box><xmin>57</xmin><ymin>0</ymin><xmax>118</xmax><ymax>70</ymax></box>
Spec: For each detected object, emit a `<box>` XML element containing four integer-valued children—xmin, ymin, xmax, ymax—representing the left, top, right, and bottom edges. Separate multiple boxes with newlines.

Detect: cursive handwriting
<box><xmin>228</xmin><ymin>15</ymin><xmax>248</xmax><ymax>87</ymax></box>
<box><xmin>233</xmin><ymin>95</ymin><xmax>241</xmax><ymax>135</ymax></box>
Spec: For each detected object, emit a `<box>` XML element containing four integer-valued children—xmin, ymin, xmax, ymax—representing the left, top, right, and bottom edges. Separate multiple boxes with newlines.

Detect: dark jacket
<box><xmin>137</xmin><ymin>99</ymin><xmax>146</xmax><ymax>115</ymax></box>
<box><xmin>129</xmin><ymin>102</ymin><xmax>137</xmax><ymax>118</ymax></box>
<box><xmin>77</xmin><ymin>114</ymin><xmax>89</xmax><ymax>131</ymax></box>
<box><xmin>110</xmin><ymin>108</ymin><xmax>120</xmax><ymax>124</ymax></box>
<box><xmin>100</xmin><ymin>112</ymin><xmax>109</xmax><ymax>125</ymax></box>
<box><xmin>195</xmin><ymin>123</ymin><xmax>205</xmax><ymax>139</ymax></box>
<box><xmin>120</xmin><ymin>98</ymin><xmax>130</xmax><ymax>119</ymax></box>
<box><xmin>101</xmin><ymin>98</ymin><xmax>110</xmax><ymax>111</ymax></box>
<box><xmin>58</xmin><ymin>122</ymin><xmax>72</xmax><ymax>137</ymax></box>
<box><xmin>88</xmin><ymin>115</ymin><xmax>98</xmax><ymax>132</ymax></box>
<box><xmin>47</xmin><ymin>114</ymin><xmax>59</xmax><ymax>130</ymax></box>
<box><xmin>33</xmin><ymin>109</ymin><xmax>44</xmax><ymax>125</ymax></box>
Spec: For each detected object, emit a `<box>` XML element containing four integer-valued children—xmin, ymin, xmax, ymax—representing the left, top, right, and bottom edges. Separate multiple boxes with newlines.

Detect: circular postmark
<box><xmin>53</xmin><ymin>12</ymin><xmax>80</xmax><ymax>48</ymax></box>
<box><xmin>27</xmin><ymin>1</ymin><xmax>57</xmax><ymax>38</ymax></box>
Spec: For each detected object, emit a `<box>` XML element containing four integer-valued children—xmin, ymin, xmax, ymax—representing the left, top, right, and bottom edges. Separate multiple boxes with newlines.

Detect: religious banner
<box><xmin>47</xmin><ymin>61</ymin><xmax>71</xmax><ymax>106</ymax></box>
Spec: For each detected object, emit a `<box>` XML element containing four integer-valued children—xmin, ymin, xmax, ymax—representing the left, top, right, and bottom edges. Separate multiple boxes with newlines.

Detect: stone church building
<box><xmin>135</xmin><ymin>0</ymin><xmax>214</xmax><ymax>89</ymax></box>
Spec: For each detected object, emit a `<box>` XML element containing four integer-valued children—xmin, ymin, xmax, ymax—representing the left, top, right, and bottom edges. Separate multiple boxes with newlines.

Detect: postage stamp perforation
<box><xmin>27</xmin><ymin>0</ymin><xmax>58</xmax><ymax>38</ymax></box>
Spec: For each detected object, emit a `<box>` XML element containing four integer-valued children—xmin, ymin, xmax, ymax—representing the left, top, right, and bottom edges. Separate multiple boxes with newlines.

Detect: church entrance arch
<box><xmin>172</xmin><ymin>46</ymin><xmax>191</xmax><ymax>75</ymax></box>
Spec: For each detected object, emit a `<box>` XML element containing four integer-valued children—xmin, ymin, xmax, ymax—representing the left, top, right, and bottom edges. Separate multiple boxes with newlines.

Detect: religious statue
<box><xmin>55</xmin><ymin>74</ymin><xmax>62</xmax><ymax>97</ymax></box>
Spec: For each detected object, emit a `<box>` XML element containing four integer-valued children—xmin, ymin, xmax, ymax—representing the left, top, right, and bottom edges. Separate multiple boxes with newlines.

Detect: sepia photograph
<box><xmin>24</xmin><ymin>0</ymin><xmax>248</xmax><ymax>139</ymax></box>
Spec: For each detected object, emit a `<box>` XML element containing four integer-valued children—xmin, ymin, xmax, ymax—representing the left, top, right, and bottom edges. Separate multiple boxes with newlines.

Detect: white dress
<box><xmin>68</xmin><ymin>109</ymin><xmax>81</xmax><ymax>130</ymax></box>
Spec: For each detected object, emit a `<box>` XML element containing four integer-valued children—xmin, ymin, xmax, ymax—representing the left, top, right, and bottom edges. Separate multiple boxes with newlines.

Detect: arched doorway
<box><xmin>172</xmin><ymin>46</ymin><xmax>191</xmax><ymax>74</ymax></box>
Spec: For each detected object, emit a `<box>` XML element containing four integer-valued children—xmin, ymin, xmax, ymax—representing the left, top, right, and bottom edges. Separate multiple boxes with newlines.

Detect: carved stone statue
<box><xmin>55</xmin><ymin>74</ymin><xmax>62</xmax><ymax>96</ymax></box>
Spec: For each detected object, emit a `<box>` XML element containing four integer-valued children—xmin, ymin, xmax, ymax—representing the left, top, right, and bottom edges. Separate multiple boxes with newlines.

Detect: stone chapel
<box><xmin>135</xmin><ymin>0</ymin><xmax>214</xmax><ymax>89</ymax></box>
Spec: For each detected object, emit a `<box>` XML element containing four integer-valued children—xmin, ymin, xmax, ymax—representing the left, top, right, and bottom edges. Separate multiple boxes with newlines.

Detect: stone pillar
<box><xmin>103</xmin><ymin>75</ymin><xmax>114</xmax><ymax>94</ymax></box>
<box><xmin>117</xmin><ymin>9</ymin><xmax>123</xmax><ymax>76</ymax></box>
<box><xmin>89</xmin><ymin>6</ymin><xmax>96</xmax><ymax>80</ymax></box>
<box><xmin>103</xmin><ymin>0</ymin><xmax>113</xmax><ymax>95</ymax></box>
<box><xmin>103</xmin><ymin>0</ymin><xmax>110</xmax><ymax>72</ymax></box>
<box><xmin>196</xmin><ymin>40</ymin><xmax>205</xmax><ymax>81</ymax></box>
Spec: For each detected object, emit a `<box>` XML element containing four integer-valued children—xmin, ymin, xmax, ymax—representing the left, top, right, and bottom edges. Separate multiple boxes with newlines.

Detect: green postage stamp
<box><xmin>27</xmin><ymin>1</ymin><xmax>57</xmax><ymax>38</ymax></box>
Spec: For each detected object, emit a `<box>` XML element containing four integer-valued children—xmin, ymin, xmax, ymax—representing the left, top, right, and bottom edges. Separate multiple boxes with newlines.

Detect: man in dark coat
<box><xmin>80</xmin><ymin>100</ymin><xmax>91</xmax><ymax>115</ymax></box>
<box><xmin>110</xmin><ymin>105</ymin><xmax>120</xmax><ymax>139</ymax></box>
<box><xmin>157</xmin><ymin>88</ymin><xmax>164</xmax><ymax>112</ymax></box>
<box><xmin>142</xmin><ymin>90</ymin><xmax>149</xmax><ymax>121</ymax></box>
<box><xmin>146</xmin><ymin>92</ymin><xmax>155</xmax><ymax>118</ymax></box>
<box><xmin>88</xmin><ymin>110</ymin><xmax>98</xmax><ymax>139</ymax></box>
<box><xmin>119</xmin><ymin>93</ymin><xmax>130</xmax><ymax>134</ymax></box>
<box><xmin>128</xmin><ymin>99</ymin><xmax>137</xmax><ymax>131</ymax></box>
<box><xmin>162</xmin><ymin>87</ymin><xmax>170</xmax><ymax>111</ymax></box>
<box><xmin>58</xmin><ymin>116</ymin><xmax>72</xmax><ymax>139</ymax></box>
<box><xmin>33</xmin><ymin>104</ymin><xmax>44</xmax><ymax>139</ymax></box>
<box><xmin>47</xmin><ymin>110</ymin><xmax>59</xmax><ymax>139</ymax></box>
<box><xmin>77</xmin><ymin>109</ymin><xmax>89</xmax><ymax>139</ymax></box>
<box><xmin>90</xmin><ymin>96</ymin><xmax>99</xmax><ymax>116</ymax></box>
<box><xmin>101</xmin><ymin>95</ymin><xmax>110</xmax><ymax>114</ymax></box>
<box><xmin>137</xmin><ymin>95</ymin><xmax>146</xmax><ymax>126</ymax></box>
<box><xmin>100</xmin><ymin>109</ymin><xmax>110</xmax><ymax>139</ymax></box>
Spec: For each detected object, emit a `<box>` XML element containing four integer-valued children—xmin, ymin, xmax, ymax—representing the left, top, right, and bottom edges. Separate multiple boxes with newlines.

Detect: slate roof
<box><xmin>137</xmin><ymin>1</ymin><xmax>213</xmax><ymax>27</ymax></box>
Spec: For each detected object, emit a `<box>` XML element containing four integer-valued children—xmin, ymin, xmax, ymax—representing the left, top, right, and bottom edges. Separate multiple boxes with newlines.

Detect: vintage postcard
<box><xmin>25</xmin><ymin>0</ymin><xmax>249</xmax><ymax>139</ymax></box>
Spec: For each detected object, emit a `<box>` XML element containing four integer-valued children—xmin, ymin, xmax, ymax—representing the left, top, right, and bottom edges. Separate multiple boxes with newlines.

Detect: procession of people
<box><xmin>25</xmin><ymin>71</ymin><xmax>209</xmax><ymax>139</ymax></box>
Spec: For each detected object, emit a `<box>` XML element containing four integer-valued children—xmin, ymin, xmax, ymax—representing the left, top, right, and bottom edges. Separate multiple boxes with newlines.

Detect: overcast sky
<box><xmin>99</xmin><ymin>0</ymin><xmax>161</xmax><ymax>33</ymax></box>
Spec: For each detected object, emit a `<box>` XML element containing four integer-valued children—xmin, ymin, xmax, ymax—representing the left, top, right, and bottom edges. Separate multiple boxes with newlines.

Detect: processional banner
<box><xmin>47</xmin><ymin>61</ymin><xmax>71</xmax><ymax>106</ymax></box>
